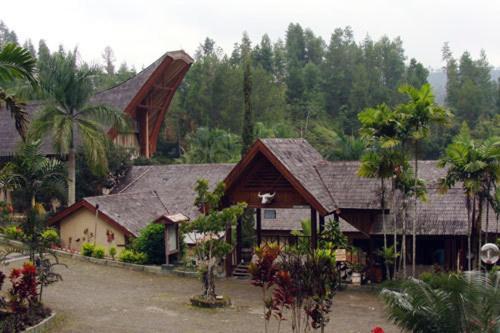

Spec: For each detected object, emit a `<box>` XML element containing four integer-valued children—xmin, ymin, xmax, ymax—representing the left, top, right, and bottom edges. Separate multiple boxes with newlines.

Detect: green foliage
<box><xmin>81</xmin><ymin>243</ymin><xmax>94</xmax><ymax>257</ymax></box>
<box><xmin>92</xmin><ymin>246</ymin><xmax>105</xmax><ymax>259</ymax></box>
<box><xmin>76</xmin><ymin>142</ymin><xmax>132</xmax><ymax>201</ymax></box>
<box><xmin>118</xmin><ymin>249</ymin><xmax>147</xmax><ymax>264</ymax></box>
<box><xmin>179</xmin><ymin>127</ymin><xmax>241</xmax><ymax>163</ymax></box>
<box><xmin>320</xmin><ymin>218</ymin><xmax>348</xmax><ymax>250</ymax></box>
<box><xmin>30</xmin><ymin>48</ymin><xmax>129</xmax><ymax>204</ymax></box>
<box><xmin>132</xmin><ymin>223</ymin><xmax>165</xmax><ymax>265</ymax></box>
<box><xmin>40</xmin><ymin>228</ymin><xmax>59</xmax><ymax>246</ymax></box>
<box><xmin>4</xmin><ymin>225</ymin><xmax>24</xmax><ymax>240</ymax></box>
<box><xmin>182</xmin><ymin>179</ymin><xmax>246</xmax><ymax>300</ymax></box>
<box><xmin>108</xmin><ymin>246</ymin><xmax>117</xmax><ymax>260</ymax></box>
<box><xmin>0</xmin><ymin>140</ymin><xmax>65</xmax><ymax>211</ymax></box>
<box><xmin>0</xmin><ymin>42</ymin><xmax>37</xmax><ymax>139</ymax></box>
<box><xmin>381</xmin><ymin>272</ymin><xmax>500</xmax><ymax>332</ymax></box>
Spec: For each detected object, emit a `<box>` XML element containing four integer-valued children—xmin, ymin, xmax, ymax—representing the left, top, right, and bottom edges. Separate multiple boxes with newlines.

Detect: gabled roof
<box><xmin>224</xmin><ymin>139</ymin><xmax>337</xmax><ymax>215</ymax></box>
<box><xmin>50</xmin><ymin>163</ymin><xmax>232</xmax><ymax>237</ymax></box>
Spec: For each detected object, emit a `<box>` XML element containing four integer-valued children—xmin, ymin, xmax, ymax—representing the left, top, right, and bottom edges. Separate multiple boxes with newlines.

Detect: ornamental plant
<box><xmin>92</xmin><ymin>246</ymin><xmax>105</xmax><ymax>259</ymax></box>
<box><xmin>81</xmin><ymin>242</ymin><xmax>94</xmax><ymax>257</ymax></box>
<box><xmin>181</xmin><ymin>179</ymin><xmax>246</xmax><ymax>303</ymax></box>
<box><xmin>8</xmin><ymin>263</ymin><xmax>39</xmax><ymax>312</ymax></box>
<box><xmin>248</xmin><ymin>243</ymin><xmax>281</xmax><ymax>332</ymax></box>
<box><xmin>109</xmin><ymin>246</ymin><xmax>117</xmax><ymax>260</ymax></box>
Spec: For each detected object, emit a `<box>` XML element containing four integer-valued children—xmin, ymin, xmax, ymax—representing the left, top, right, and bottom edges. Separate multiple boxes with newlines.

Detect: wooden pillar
<box><xmin>164</xmin><ymin>225</ymin><xmax>169</xmax><ymax>265</ymax></box>
<box><xmin>319</xmin><ymin>215</ymin><xmax>325</xmax><ymax>234</ymax></box>
<box><xmin>256</xmin><ymin>208</ymin><xmax>262</xmax><ymax>246</ymax></box>
<box><xmin>334</xmin><ymin>212</ymin><xmax>339</xmax><ymax>222</ymax></box>
<box><xmin>145</xmin><ymin>110</ymin><xmax>150</xmax><ymax>158</ymax></box>
<box><xmin>225</xmin><ymin>222</ymin><xmax>232</xmax><ymax>276</ymax></box>
<box><xmin>311</xmin><ymin>208</ymin><xmax>318</xmax><ymax>250</ymax></box>
<box><xmin>236</xmin><ymin>217</ymin><xmax>242</xmax><ymax>263</ymax></box>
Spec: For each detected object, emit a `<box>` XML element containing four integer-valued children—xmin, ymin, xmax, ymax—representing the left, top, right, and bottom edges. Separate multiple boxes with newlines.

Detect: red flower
<box><xmin>371</xmin><ymin>327</ymin><xmax>384</xmax><ymax>333</ymax></box>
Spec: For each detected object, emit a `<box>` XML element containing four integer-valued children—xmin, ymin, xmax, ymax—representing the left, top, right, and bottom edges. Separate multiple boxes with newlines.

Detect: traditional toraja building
<box><xmin>0</xmin><ymin>50</ymin><xmax>193</xmax><ymax>160</ymax></box>
<box><xmin>49</xmin><ymin>139</ymin><xmax>499</xmax><ymax>273</ymax></box>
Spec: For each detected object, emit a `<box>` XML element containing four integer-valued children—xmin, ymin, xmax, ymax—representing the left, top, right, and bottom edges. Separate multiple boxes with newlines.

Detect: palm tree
<box><xmin>0</xmin><ymin>42</ymin><xmax>37</xmax><ymax>140</ymax></box>
<box><xmin>358</xmin><ymin>103</ymin><xmax>404</xmax><ymax>279</ymax></box>
<box><xmin>182</xmin><ymin>127</ymin><xmax>241</xmax><ymax>163</ymax></box>
<box><xmin>0</xmin><ymin>140</ymin><xmax>65</xmax><ymax>209</ymax></box>
<box><xmin>30</xmin><ymin>50</ymin><xmax>127</xmax><ymax>205</ymax></box>
<box><xmin>382</xmin><ymin>272</ymin><xmax>500</xmax><ymax>332</ymax></box>
<box><xmin>439</xmin><ymin>125</ymin><xmax>499</xmax><ymax>270</ymax></box>
<box><xmin>477</xmin><ymin>137</ymin><xmax>500</xmax><ymax>246</ymax></box>
<box><xmin>398</xmin><ymin>83</ymin><xmax>451</xmax><ymax>276</ymax></box>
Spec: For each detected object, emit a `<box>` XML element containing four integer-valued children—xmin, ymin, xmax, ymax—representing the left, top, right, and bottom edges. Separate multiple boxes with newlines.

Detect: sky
<box><xmin>2</xmin><ymin>0</ymin><xmax>499</xmax><ymax>71</ymax></box>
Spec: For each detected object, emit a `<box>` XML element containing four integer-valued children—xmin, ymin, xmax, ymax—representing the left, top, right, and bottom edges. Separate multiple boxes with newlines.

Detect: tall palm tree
<box><xmin>382</xmin><ymin>272</ymin><xmax>500</xmax><ymax>332</ymax></box>
<box><xmin>358</xmin><ymin>103</ymin><xmax>404</xmax><ymax>279</ymax></box>
<box><xmin>398</xmin><ymin>83</ymin><xmax>451</xmax><ymax>276</ymax></box>
<box><xmin>30</xmin><ymin>50</ymin><xmax>128</xmax><ymax>205</ymax></box>
<box><xmin>439</xmin><ymin>126</ymin><xmax>499</xmax><ymax>270</ymax></box>
<box><xmin>0</xmin><ymin>43</ymin><xmax>37</xmax><ymax>140</ymax></box>
<box><xmin>477</xmin><ymin>136</ymin><xmax>500</xmax><ymax>246</ymax></box>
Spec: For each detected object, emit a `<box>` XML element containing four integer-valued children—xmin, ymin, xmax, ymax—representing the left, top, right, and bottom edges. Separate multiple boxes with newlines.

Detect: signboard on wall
<box><xmin>335</xmin><ymin>249</ymin><xmax>347</xmax><ymax>262</ymax></box>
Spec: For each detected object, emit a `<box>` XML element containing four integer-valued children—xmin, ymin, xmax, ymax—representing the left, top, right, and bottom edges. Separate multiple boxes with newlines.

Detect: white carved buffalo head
<box><xmin>257</xmin><ymin>192</ymin><xmax>276</xmax><ymax>204</ymax></box>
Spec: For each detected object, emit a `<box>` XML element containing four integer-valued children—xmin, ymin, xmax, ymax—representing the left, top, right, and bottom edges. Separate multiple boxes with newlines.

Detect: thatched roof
<box><xmin>0</xmin><ymin>102</ymin><xmax>54</xmax><ymax>158</ymax></box>
<box><xmin>0</xmin><ymin>50</ymin><xmax>193</xmax><ymax>158</ymax></box>
<box><xmin>50</xmin><ymin>139</ymin><xmax>499</xmax><ymax>237</ymax></box>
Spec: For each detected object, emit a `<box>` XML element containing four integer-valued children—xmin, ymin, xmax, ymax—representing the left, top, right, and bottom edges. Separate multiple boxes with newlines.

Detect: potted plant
<box><xmin>350</xmin><ymin>263</ymin><xmax>364</xmax><ymax>285</ymax></box>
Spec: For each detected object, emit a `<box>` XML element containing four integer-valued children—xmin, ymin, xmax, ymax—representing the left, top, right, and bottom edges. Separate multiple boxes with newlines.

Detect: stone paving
<box><xmin>5</xmin><ymin>256</ymin><xmax>399</xmax><ymax>332</ymax></box>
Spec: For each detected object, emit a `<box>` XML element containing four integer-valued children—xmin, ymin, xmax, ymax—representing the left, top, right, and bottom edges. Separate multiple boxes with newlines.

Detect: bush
<box><xmin>109</xmin><ymin>246</ymin><xmax>117</xmax><ymax>260</ymax></box>
<box><xmin>81</xmin><ymin>243</ymin><xmax>95</xmax><ymax>257</ymax></box>
<box><xmin>133</xmin><ymin>223</ymin><xmax>165</xmax><ymax>265</ymax></box>
<box><xmin>92</xmin><ymin>246</ymin><xmax>105</xmax><ymax>259</ymax></box>
<box><xmin>4</xmin><ymin>225</ymin><xmax>24</xmax><ymax>240</ymax></box>
<box><xmin>118</xmin><ymin>249</ymin><xmax>147</xmax><ymax>264</ymax></box>
<box><xmin>41</xmin><ymin>228</ymin><xmax>59</xmax><ymax>246</ymax></box>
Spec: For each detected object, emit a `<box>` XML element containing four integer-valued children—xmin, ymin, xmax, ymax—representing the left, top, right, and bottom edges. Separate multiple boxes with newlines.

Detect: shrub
<box><xmin>118</xmin><ymin>249</ymin><xmax>147</xmax><ymax>264</ymax></box>
<box><xmin>92</xmin><ymin>246</ymin><xmax>105</xmax><ymax>259</ymax></box>
<box><xmin>5</xmin><ymin>225</ymin><xmax>24</xmax><ymax>240</ymax></box>
<box><xmin>8</xmin><ymin>263</ymin><xmax>39</xmax><ymax>312</ymax></box>
<box><xmin>109</xmin><ymin>246</ymin><xmax>117</xmax><ymax>260</ymax></box>
<box><xmin>41</xmin><ymin>228</ymin><xmax>59</xmax><ymax>246</ymax></box>
<box><xmin>81</xmin><ymin>243</ymin><xmax>95</xmax><ymax>257</ymax></box>
<box><xmin>133</xmin><ymin>223</ymin><xmax>165</xmax><ymax>265</ymax></box>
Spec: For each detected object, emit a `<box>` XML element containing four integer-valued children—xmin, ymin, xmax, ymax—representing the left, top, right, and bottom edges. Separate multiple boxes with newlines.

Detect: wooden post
<box><xmin>311</xmin><ymin>208</ymin><xmax>318</xmax><ymax>250</ymax></box>
<box><xmin>319</xmin><ymin>215</ymin><xmax>325</xmax><ymax>234</ymax></box>
<box><xmin>256</xmin><ymin>208</ymin><xmax>262</xmax><ymax>246</ymax></box>
<box><xmin>145</xmin><ymin>110</ymin><xmax>150</xmax><ymax>158</ymax></box>
<box><xmin>164</xmin><ymin>225</ymin><xmax>169</xmax><ymax>265</ymax></box>
<box><xmin>225</xmin><ymin>221</ymin><xmax>232</xmax><ymax>276</ymax></box>
<box><xmin>236</xmin><ymin>217</ymin><xmax>242</xmax><ymax>263</ymax></box>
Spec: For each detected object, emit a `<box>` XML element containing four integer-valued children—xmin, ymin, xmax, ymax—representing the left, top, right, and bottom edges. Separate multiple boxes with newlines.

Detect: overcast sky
<box><xmin>2</xmin><ymin>0</ymin><xmax>499</xmax><ymax>70</ymax></box>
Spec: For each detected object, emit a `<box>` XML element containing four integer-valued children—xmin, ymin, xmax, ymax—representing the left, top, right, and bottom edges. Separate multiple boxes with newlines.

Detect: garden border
<box><xmin>22</xmin><ymin>312</ymin><xmax>57</xmax><ymax>333</ymax></box>
<box><xmin>0</xmin><ymin>235</ymin><xmax>197</xmax><ymax>278</ymax></box>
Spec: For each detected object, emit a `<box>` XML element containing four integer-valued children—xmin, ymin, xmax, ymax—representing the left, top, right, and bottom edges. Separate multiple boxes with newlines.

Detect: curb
<box><xmin>23</xmin><ymin>312</ymin><xmax>56</xmax><ymax>333</ymax></box>
<box><xmin>0</xmin><ymin>235</ymin><xmax>198</xmax><ymax>278</ymax></box>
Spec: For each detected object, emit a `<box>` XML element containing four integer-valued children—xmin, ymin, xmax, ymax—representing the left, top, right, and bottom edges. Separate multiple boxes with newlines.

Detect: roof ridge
<box><xmin>118</xmin><ymin>166</ymin><xmax>153</xmax><ymax>194</ymax></box>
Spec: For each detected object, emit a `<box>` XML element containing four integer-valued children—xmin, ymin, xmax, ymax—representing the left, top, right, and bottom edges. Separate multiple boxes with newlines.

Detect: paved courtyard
<box><xmin>6</xmin><ymin>256</ymin><xmax>399</xmax><ymax>332</ymax></box>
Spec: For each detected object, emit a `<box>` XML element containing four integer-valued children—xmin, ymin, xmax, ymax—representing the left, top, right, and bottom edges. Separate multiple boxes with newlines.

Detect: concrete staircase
<box><xmin>232</xmin><ymin>262</ymin><xmax>250</xmax><ymax>279</ymax></box>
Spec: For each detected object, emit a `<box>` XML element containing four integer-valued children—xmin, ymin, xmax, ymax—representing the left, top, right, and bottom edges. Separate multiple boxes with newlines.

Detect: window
<box><xmin>263</xmin><ymin>209</ymin><xmax>276</xmax><ymax>220</ymax></box>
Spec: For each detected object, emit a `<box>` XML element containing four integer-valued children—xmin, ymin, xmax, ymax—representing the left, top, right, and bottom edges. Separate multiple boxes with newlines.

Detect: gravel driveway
<box><xmin>6</xmin><ymin>257</ymin><xmax>398</xmax><ymax>332</ymax></box>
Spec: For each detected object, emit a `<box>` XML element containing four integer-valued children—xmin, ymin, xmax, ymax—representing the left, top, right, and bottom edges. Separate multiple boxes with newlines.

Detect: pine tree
<box><xmin>241</xmin><ymin>58</ymin><xmax>254</xmax><ymax>155</ymax></box>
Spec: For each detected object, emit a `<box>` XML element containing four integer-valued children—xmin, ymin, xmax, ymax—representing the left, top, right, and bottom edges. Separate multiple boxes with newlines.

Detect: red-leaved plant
<box><xmin>8</xmin><ymin>263</ymin><xmax>39</xmax><ymax>312</ymax></box>
<box><xmin>249</xmin><ymin>243</ymin><xmax>281</xmax><ymax>333</ymax></box>
<box><xmin>371</xmin><ymin>326</ymin><xmax>384</xmax><ymax>333</ymax></box>
<box><xmin>272</xmin><ymin>270</ymin><xmax>295</xmax><ymax>333</ymax></box>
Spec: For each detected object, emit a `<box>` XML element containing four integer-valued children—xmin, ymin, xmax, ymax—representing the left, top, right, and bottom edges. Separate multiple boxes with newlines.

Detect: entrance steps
<box><xmin>232</xmin><ymin>262</ymin><xmax>251</xmax><ymax>279</ymax></box>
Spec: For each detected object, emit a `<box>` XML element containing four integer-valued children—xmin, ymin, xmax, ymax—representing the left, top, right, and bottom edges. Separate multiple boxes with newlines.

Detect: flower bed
<box><xmin>189</xmin><ymin>295</ymin><xmax>231</xmax><ymax>308</ymax></box>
